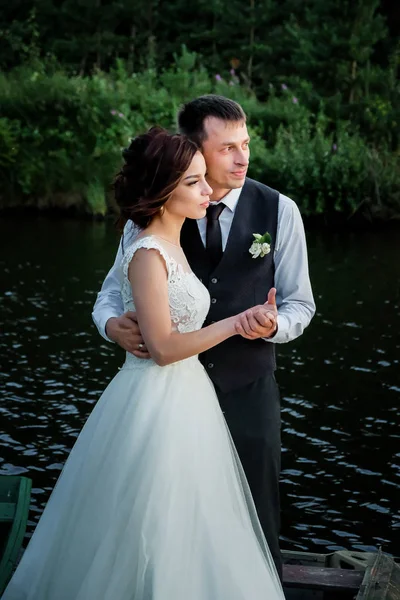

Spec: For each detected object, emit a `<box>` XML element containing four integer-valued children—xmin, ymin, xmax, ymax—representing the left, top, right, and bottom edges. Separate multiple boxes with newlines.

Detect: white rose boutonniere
<box><xmin>249</xmin><ymin>232</ymin><xmax>272</xmax><ymax>259</ymax></box>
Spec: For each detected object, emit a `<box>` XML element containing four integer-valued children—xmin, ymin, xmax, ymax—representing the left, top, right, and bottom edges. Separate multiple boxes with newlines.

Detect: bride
<box><xmin>2</xmin><ymin>127</ymin><xmax>284</xmax><ymax>600</ymax></box>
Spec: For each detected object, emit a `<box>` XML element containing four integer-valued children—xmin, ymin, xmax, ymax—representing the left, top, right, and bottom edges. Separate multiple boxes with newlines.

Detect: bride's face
<box><xmin>165</xmin><ymin>152</ymin><xmax>213</xmax><ymax>220</ymax></box>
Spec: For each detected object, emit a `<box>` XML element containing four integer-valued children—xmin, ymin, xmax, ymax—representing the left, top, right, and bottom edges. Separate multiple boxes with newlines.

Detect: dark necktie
<box><xmin>206</xmin><ymin>202</ymin><xmax>226</xmax><ymax>270</ymax></box>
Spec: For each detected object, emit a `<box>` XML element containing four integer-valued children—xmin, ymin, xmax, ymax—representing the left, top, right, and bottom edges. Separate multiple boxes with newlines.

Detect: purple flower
<box><xmin>118</xmin><ymin>112</ymin><xmax>124</xmax><ymax>118</ymax></box>
<box><xmin>292</xmin><ymin>97</ymin><xmax>298</xmax><ymax>104</ymax></box>
<box><xmin>332</xmin><ymin>144</ymin><xmax>337</xmax><ymax>151</ymax></box>
<box><xmin>281</xmin><ymin>83</ymin><xmax>288</xmax><ymax>90</ymax></box>
<box><xmin>230</xmin><ymin>68</ymin><xmax>235</xmax><ymax>76</ymax></box>
<box><xmin>110</xmin><ymin>109</ymin><xmax>117</xmax><ymax>115</ymax></box>
<box><xmin>215</xmin><ymin>74</ymin><xmax>222</xmax><ymax>82</ymax></box>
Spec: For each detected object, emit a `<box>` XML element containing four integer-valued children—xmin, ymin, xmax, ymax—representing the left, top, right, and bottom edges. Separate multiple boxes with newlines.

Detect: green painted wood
<box><xmin>0</xmin><ymin>476</ymin><xmax>32</xmax><ymax>595</ymax></box>
<box><xmin>0</xmin><ymin>504</ymin><xmax>16</xmax><ymax>522</ymax></box>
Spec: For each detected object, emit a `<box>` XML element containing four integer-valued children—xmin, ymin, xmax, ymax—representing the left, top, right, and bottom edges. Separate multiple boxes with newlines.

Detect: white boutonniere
<box><xmin>249</xmin><ymin>232</ymin><xmax>271</xmax><ymax>259</ymax></box>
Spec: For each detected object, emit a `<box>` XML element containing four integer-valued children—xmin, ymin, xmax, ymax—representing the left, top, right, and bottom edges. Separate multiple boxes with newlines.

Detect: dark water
<box><xmin>0</xmin><ymin>215</ymin><xmax>399</xmax><ymax>555</ymax></box>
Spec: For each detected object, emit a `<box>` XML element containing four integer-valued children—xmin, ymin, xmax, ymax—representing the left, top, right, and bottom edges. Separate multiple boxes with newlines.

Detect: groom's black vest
<box><xmin>181</xmin><ymin>178</ymin><xmax>279</xmax><ymax>393</ymax></box>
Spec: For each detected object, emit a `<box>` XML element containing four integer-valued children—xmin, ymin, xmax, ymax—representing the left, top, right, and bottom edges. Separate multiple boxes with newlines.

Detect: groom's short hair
<box><xmin>178</xmin><ymin>95</ymin><xmax>246</xmax><ymax>147</ymax></box>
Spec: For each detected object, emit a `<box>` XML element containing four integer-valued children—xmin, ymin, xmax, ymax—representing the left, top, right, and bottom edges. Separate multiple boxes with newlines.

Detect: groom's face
<box><xmin>201</xmin><ymin>117</ymin><xmax>250</xmax><ymax>200</ymax></box>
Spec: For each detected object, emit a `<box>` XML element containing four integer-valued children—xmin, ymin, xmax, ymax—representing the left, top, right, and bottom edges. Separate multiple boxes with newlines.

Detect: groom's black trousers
<box><xmin>214</xmin><ymin>373</ymin><xmax>282</xmax><ymax>580</ymax></box>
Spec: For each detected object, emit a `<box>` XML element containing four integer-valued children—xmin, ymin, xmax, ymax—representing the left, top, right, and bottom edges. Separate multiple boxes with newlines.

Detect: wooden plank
<box><xmin>356</xmin><ymin>551</ymin><xmax>400</xmax><ymax>599</ymax></box>
<box><xmin>283</xmin><ymin>564</ymin><xmax>364</xmax><ymax>591</ymax></box>
<box><xmin>282</xmin><ymin>550</ymin><xmax>328</xmax><ymax>567</ymax></box>
<box><xmin>329</xmin><ymin>550</ymin><xmax>376</xmax><ymax>570</ymax></box>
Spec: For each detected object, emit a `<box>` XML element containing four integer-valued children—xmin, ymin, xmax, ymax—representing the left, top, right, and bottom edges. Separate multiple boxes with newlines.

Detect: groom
<box><xmin>92</xmin><ymin>95</ymin><xmax>315</xmax><ymax>577</ymax></box>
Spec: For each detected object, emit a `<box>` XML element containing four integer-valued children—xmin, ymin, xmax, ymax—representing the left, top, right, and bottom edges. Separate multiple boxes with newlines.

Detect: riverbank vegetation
<box><xmin>0</xmin><ymin>1</ymin><xmax>398</xmax><ymax>223</ymax></box>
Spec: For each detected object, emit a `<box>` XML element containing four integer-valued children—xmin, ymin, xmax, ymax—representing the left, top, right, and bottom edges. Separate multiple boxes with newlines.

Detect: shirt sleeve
<box><xmin>92</xmin><ymin>221</ymin><xmax>138</xmax><ymax>342</ymax></box>
<box><xmin>265</xmin><ymin>194</ymin><xmax>316</xmax><ymax>344</ymax></box>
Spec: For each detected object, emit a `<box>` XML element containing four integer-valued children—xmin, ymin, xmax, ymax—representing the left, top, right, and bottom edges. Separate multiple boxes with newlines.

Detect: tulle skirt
<box><xmin>2</xmin><ymin>357</ymin><xmax>284</xmax><ymax>600</ymax></box>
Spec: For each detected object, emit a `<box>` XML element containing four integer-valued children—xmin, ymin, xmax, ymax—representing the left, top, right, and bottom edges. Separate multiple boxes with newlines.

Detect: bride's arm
<box><xmin>129</xmin><ymin>248</ymin><xmax>237</xmax><ymax>366</ymax></box>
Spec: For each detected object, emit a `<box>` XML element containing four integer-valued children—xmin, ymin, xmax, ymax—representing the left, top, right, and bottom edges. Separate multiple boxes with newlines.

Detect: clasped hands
<box><xmin>106</xmin><ymin>287</ymin><xmax>278</xmax><ymax>357</ymax></box>
<box><xmin>234</xmin><ymin>287</ymin><xmax>278</xmax><ymax>340</ymax></box>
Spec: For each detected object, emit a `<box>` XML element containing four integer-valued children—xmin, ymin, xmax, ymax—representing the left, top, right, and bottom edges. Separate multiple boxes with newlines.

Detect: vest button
<box><xmin>211</xmin><ymin>298</ymin><xmax>217</xmax><ymax>304</ymax></box>
<box><xmin>207</xmin><ymin>363</ymin><xmax>214</xmax><ymax>369</ymax></box>
<box><xmin>211</xmin><ymin>277</ymin><xmax>218</xmax><ymax>284</ymax></box>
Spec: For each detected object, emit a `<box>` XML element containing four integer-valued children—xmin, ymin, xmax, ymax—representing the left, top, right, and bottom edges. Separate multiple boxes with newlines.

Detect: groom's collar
<box><xmin>209</xmin><ymin>186</ymin><xmax>243</xmax><ymax>213</ymax></box>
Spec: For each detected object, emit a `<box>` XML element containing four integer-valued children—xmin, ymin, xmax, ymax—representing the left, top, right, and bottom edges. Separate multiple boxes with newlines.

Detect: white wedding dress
<box><xmin>2</xmin><ymin>236</ymin><xmax>284</xmax><ymax>600</ymax></box>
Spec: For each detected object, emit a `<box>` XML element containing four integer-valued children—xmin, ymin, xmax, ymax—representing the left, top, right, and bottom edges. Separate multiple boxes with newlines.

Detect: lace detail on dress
<box><xmin>122</xmin><ymin>236</ymin><xmax>170</xmax><ymax>280</ymax></box>
<box><xmin>120</xmin><ymin>235</ymin><xmax>210</xmax><ymax>370</ymax></box>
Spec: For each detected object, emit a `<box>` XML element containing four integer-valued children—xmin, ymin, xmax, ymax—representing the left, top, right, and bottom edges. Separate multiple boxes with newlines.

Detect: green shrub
<box><xmin>259</xmin><ymin>114</ymin><xmax>399</xmax><ymax>220</ymax></box>
<box><xmin>0</xmin><ymin>52</ymin><xmax>398</xmax><ymax>221</ymax></box>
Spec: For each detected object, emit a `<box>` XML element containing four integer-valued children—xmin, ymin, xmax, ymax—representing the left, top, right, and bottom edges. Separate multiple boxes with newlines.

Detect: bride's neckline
<box><xmin>142</xmin><ymin>233</ymin><xmax>182</xmax><ymax>249</ymax></box>
<box><xmin>135</xmin><ymin>233</ymin><xmax>196</xmax><ymax>277</ymax></box>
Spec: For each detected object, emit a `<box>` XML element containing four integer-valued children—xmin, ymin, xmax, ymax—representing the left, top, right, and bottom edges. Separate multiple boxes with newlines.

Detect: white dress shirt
<box><xmin>92</xmin><ymin>189</ymin><xmax>315</xmax><ymax>344</ymax></box>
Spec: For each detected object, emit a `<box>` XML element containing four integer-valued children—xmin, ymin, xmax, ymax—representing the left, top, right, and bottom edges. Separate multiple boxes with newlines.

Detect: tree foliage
<box><xmin>0</xmin><ymin>1</ymin><xmax>398</xmax><ymax>220</ymax></box>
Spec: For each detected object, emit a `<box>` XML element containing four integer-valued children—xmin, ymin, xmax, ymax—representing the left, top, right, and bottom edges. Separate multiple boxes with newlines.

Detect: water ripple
<box><xmin>1</xmin><ymin>219</ymin><xmax>399</xmax><ymax>554</ymax></box>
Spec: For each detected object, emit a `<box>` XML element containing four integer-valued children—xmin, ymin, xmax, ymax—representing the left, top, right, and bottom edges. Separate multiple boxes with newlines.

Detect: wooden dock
<box><xmin>282</xmin><ymin>549</ymin><xmax>400</xmax><ymax>599</ymax></box>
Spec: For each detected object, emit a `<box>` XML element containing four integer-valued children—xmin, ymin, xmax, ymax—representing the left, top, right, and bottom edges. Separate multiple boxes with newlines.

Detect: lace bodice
<box><xmin>121</xmin><ymin>235</ymin><xmax>210</xmax><ymax>369</ymax></box>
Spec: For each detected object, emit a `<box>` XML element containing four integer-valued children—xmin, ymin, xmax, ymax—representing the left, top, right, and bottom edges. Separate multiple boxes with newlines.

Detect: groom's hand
<box><xmin>105</xmin><ymin>312</ymin><xmax>150</xmax><ymax>358</ymax></box>
<box><xmin>262</xmin><ymin>287</ymin><xmax>278</xmax><ymax>327</ymax></box>
<box><xmin>260</xmin><ymin>287</ymin><xmax>278</xmax><ymax>338</ymax></box>
<box><xmin>235</xmin><ymin>288</ymin><xmax>278</xmax><ymax>339</ymax></box>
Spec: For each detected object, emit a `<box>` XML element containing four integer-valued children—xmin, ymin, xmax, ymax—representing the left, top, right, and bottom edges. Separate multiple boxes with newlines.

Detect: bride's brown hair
<box><xmin>114</xmin><ymin>127</ymin><xmax>199</xmax><ymax>230</ymax></box>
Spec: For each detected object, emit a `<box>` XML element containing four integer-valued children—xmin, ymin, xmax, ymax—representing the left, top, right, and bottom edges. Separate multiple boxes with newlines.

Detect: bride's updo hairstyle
<box><xmin>114</xmin><ymin>126</ymin><xmax>199</xmax><ymax>229</ymax></box>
